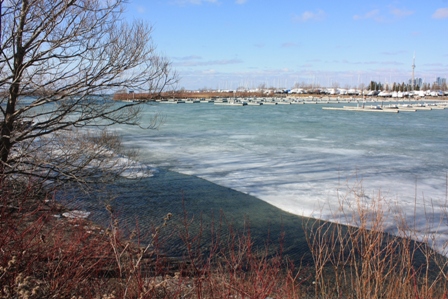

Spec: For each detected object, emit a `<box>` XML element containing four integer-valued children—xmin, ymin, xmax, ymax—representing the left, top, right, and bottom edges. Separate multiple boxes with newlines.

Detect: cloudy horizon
<box><xmin>127</xmin><ymin>1</ymin><xmax>447</xmax><ymax>90</ymax></box>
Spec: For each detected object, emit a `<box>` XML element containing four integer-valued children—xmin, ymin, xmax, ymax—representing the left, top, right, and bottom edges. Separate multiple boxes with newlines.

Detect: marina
<box><xmin>154</xmin><ymin>96</ymin><xmax>448</xmax><ymax>113</ymax></box>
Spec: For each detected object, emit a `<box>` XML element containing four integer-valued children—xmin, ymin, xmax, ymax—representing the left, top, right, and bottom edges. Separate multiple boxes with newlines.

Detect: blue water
<box><xmin>68</xmin><ymin>100</ymin><xmax>448</xmax><ymax>257</ymax></box>
<box><xmin>122</xmin><ymin>102</ymin><xmax>447</xmax><ymax>204</ymax></box>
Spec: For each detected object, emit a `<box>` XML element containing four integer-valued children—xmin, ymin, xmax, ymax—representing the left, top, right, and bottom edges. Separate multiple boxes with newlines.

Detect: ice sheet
<box><xmin>121</xmin><ymin>103</ymin><xmax>448</xmax><ymax>255</ymax></box>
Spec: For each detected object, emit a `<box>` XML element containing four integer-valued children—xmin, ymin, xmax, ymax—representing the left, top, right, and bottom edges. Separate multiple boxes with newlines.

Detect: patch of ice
<box><xmin>62</xmin><ymin>210</ymin><xmax>91</xmax><ymax>219</ymax></box>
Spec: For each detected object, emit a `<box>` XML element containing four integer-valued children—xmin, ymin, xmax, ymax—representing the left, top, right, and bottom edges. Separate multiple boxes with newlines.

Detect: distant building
<box><xmin>415</xmin><ymin>78</ymin><xmax>423</xmax><ymax>88</ymax></box>
<box><xmin>408</xmin><ymin>77</ymin><xmax>423</xmax><ymax>89</ymax></box>
<box><xmin>435</xmin><ymin>77</ymin><xmax>446</xmax><ymax>87</ymax></box>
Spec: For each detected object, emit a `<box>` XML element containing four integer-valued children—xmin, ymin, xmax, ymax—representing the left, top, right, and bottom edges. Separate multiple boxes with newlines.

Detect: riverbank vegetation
<box><xmin>1</xmin><ymin>178</ymin><xmax>447</xmax><ymax>298</ymax></box>
<box><xmin>1</xmin><ymin>1</ymin><xmax>447</xmax><ymax>298</ymax></box>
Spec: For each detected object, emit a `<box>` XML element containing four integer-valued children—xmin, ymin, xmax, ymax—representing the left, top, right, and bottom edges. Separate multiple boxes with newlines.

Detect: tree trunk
<box><xmin>1</xmin><ymin>0</ymin><xmax>25</xmax><ymax>169</ymax></box>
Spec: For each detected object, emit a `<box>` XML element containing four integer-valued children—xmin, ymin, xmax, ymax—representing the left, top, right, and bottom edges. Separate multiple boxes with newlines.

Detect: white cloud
<box><xmin>354</xmin><ymin>7</ymin><xmax>413</xmax><ymax>22</ymax></box>
<box><xmin>202</xmin><ymin>69</ymin><xmax>217</xmax><ymax>74</ymax></box>
<box><xmin>176</xmin><ymin>66</ymin><xmax>438</xmax><ymax>90</ymax></box>
<box><xmin>136</xmin><ymin>6</ymin><xmax>146</xmax><ymax>14</ymax></box>
<box><xmin>353</xmin><ymin>9</ymin><xmax>380</xmax><ymax>21</ymax></box>
<box><xmin>174</xmin><ymin>58</ymin><xmax>243</xmax><ymax>67</ymax></box>
<box><xmin>432</xmin><ymin>7</ymin><xmax>448</xmax><ymax>19</ymax></box>
<box><xmin>174</xmin><ymin>55</ymin><xmax>203</xmax><ymax>61</ymax></box>
<box><xmin>381</xmin><ymin>50</ymin><xmax>407</xmax><ymax>56</ymax></box>
<box><xmin>293</xmin><ymin>9</ymin><xmax>326</xmax><ymax>22</ymax></box>
<box><xmin>389</xmin><ymin>7</ymin><xmax>414</xmax><ymax>18</ymax></box>
<box><xmin>235</xmin><ymin>0</ymin><xmax>247</xmax><ymax>4</ymax></box>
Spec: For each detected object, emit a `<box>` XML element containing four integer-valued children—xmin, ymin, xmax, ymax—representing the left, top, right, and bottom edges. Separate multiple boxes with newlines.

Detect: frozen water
<box><xmin>119</xmin><ymin>102</ymin><xmax>448</xmax><ymax>255</ymax></box>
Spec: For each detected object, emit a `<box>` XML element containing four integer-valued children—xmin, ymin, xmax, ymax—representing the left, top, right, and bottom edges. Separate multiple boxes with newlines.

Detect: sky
<box><xmin>124</xmin><ymin>0</ymin><xmax>448</xmax><ymax>90</ymax></box>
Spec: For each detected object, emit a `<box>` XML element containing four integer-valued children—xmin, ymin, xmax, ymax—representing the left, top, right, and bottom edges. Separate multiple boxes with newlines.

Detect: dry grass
<box><xmin>304</xmin><ymin>185</ymin><xmax>448</xmax><ymax>299</ymax></box>
<box><xmin>1</xmin><ymin>178</ymin><xmax>448</xmax><ymax>298</ymax></box>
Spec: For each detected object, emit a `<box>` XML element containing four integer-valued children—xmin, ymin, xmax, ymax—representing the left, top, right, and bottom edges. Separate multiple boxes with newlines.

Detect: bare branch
<box><xmin>0</xmin><ymin>0</ymin><xmax>177</xmax><ymax>187</ymax></box>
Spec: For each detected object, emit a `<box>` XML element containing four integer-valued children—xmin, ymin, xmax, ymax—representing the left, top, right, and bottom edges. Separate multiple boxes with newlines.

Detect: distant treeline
<box><xmin>113</xmin><ymin>91</ymin><xmax>287</xmax><ymax>101</ymax></box>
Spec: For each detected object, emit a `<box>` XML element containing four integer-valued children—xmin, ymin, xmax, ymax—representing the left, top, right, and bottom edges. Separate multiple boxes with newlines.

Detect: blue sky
<box><xmin>125</xmin><ymin>0</ymin><xmax>448</xmax><ymax>90</ymax></box>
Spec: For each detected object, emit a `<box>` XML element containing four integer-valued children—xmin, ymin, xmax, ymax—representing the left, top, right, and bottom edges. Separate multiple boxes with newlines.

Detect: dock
<box><xmin>322</xmin><ymin>107</ymin><xmax>399</xmax><ymax>113</ymax></box>
<box><xmin>214</xmin><ymin>101</ymin><xmax>247</xmax><ymax>106</ymax></box>
<box><xmin>154</xmin><ymin>97</ymin><xmax>448</xmax><ymax>115</ymax></box>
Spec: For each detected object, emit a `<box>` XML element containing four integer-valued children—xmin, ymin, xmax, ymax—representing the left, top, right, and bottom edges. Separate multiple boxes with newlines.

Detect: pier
<box><xmin>322</xmin><ymin>107</ymin><xmax>399</xmax><ymax>113</ymax></box>
<box><xmin>154</xmin><ymin>96</ymin><xmax>447</xmax><ymax>114</ymax></box>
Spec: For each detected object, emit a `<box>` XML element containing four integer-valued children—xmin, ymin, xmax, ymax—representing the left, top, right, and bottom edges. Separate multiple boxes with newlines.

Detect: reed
<box><xmin>304</xmin><ymin>185</ymin><xmax>448</xmax><ymax>298</ymax></box>
<box><xmin>1</xmin><ymin>178</ymin><xmax>447</xmax><ymax>298</ymax></box>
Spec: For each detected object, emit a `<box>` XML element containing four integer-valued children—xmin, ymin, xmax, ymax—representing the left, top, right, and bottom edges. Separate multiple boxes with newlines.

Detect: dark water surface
<box><xmin>61</xmin><ymin>168</ymin><xmax>314</xmax><ymax>264</ymax></box>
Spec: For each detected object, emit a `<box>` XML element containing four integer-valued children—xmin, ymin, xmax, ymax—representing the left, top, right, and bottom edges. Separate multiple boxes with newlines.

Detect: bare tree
<box><xmin>257</xmin><ymin>83</ymin><xmax>267</xmax><ymax>90</ymax></box>
<box><xmin>0</xmin><ymin>0</ymin><xmax>177</xmax><ymax>186</ymax></box>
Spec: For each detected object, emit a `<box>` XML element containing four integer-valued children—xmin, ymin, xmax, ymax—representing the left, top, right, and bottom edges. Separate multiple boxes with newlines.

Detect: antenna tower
<box><xmin>412</xmin><ymin>53</ymin><xmax>416</xmax><ymax>91</ymax></box>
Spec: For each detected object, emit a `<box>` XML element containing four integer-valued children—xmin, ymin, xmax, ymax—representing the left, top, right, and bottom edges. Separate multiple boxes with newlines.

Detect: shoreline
<box><xmin>6</xmin><ymin>170</ymin><xmax>447</xmax><ymax>297</ymax></box>
<box><xmin>113</xmin><ymin>89</ymin><xmax>448</xmax><ymax>101</ymax></box>
<box><xmin>59</xmin><ymin>168</ymin><xmax>448</xmax><ymax>265</ymax></box>
<box><xmin>60</xmin><ymin>168</ymin><xmax>315</xmax><ymax>264</ymax></box>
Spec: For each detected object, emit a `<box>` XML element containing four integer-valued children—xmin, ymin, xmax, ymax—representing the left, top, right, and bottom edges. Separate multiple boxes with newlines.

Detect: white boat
<box><xmin>214</xmin><ymin>99</ymin><xmax>247</xmax><ymax>106</ymax></box>
<box><xmin>378</xmin><ymin>91</ymin><xmax>392</xmax><ymax>97</ymax></box>
<box><xmin>383</xmin><ymin>104</ymin><xmax>399</xmax><ymax>109</ymax></box>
